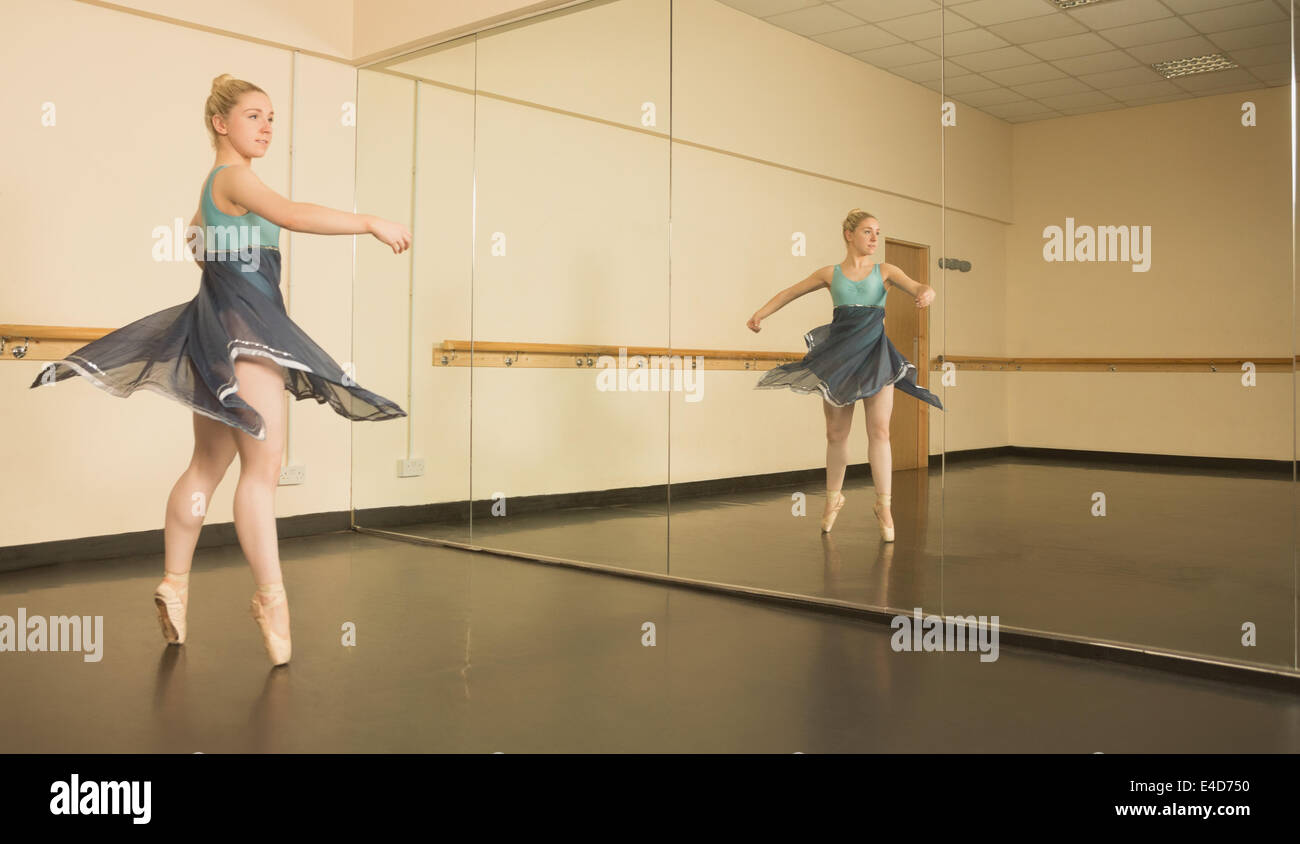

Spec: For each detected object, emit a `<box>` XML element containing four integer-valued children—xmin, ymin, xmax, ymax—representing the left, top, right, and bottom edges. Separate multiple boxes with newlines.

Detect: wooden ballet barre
<box><xmin>429</xmin><ymin>342</ymin><xmax>1300</xmax><ymax>373</ymax></box>
<box><xmin>433</xmin><ymin>340</ymin><xmax>806</xmax><ymax>371</ymax></box>
<box><xmin>0</xmin><ymin>324</ymin><xmax>112</xmax><ymax>361</ymax></box>
<box><xmin>6</xmin><ymin>324</ymin><xmax>1294</xmax><ymax>375</ymax></box>
<box><xmin>932</xmin><ymin>355</ymin><xmax>1296</xmax><ymax>373</ymax></box>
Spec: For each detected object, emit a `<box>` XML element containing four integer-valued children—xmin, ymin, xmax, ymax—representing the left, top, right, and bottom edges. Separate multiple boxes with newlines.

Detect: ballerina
<box><xmin>30</xmin><ymin>74</ymin><xmax>413</xmax><ymax>665</ymax></box>
<box><xmin>749</xmin><ymin>209</ymin><xmax>943</xmax><ymax>540</ymax></box>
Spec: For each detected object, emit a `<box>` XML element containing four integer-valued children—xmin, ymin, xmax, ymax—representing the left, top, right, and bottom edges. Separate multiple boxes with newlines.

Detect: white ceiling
<box><xmin>719</xmin><ymin>0</ymin><xmax>1293</xmax><ymax>122</ymax></box>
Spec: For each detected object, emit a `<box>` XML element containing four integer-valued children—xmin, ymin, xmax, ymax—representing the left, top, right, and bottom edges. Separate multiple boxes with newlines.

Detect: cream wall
<box><xmin>943</xmin><ymin>87</ymin><xmax>1292</xmax><ymax>460</ymax></box>
<box><xmin>100</xmin><ymin>0</ymin><xmax>354</xmax><ymax>57</ymax></box>
<box><xmin>5</xmin><ymin>0</ymin><xmax>358</xmax><ymax>545</ymax></box>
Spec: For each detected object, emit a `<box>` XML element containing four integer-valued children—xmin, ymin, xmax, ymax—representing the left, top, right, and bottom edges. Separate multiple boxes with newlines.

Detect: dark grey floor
<box><xmin>1</xmin><ymin>530</ymin><xmax>1298</xmax><ymax>753</ymax></box>
<box><xmin>402</xmin><ymin>455</ymin><xmax>1297</xmax><ymax>668</ymax></box>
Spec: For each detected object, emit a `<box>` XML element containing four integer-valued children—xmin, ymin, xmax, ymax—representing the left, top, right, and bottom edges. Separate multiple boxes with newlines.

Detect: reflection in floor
<box><xmin>383</xmin><ymin>454</ymin><xmax>1294</xmax><ymax>668</ymax></box>
<box><xmin>1</xmin><ymin>530</ymin><xmax>1296</xmax><ymax>753</ymax></box>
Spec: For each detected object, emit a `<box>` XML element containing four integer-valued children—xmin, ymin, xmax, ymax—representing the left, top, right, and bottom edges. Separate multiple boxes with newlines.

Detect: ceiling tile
<box><xmin>1124</xmin><ymin>34</ymin><xmax>1219</xmax><ymax>62</ymax></box>
<box><xmin>1183</xmin><ymin>0</ymin><xmax>1287</xmax><ymax>33</ymax></box>
<box><xmin>983</xmin><ymin>61</ymin><xmax>1069</xmax><ymax>85</ymax></box>
<box><xmin>876</xmin><ymin>9</ymin><xmax>971</xmax><ymax>40</ymax></box>
<box><xmin>1022</xmin><ymin>31</ymin><xmax>1117</xmax><ymax>59</ymax></box>
<box><xmin>1076</xmin><ymin>65</ymin><xmax>1171</xmax><ymax>88</ymax></box>
<box><xmin>766</xmin><ymin>3</ymin><xmax>870</xmax><ymax>35</ymax></box>
<box><xmin>941</xmin><ymin>0</ymin><xmax>1058</xmax><ymax>27</ymax></box>
<box><xmin>1012</xmin><ymin>76</ymin><xmax>1095</xmax><ymax>98</ymax></box>
<box><xmin>810</xmin><ymin>23</ymin><xmax>904</xmax><ymax>52</ymax></box>
<box><xmin>957</xmin><ymin>86</ymin><xmax>1031</xmax><ymax>106</ymax></box>
<box><xmin>831</xmin><ymin>0</ymin><xmax>941</xmax><ymax>21</ymax></box>
<box><xmin>1095</xmin><ymin>16</ymin><xmax>1199</xmax><ymax>47</ymax></box>
<box><xmin>850</xmin><ymin>41</ymin><xmax>940</xmax><ymax>66</ymax></box>
<box><xmin>914</xmin><ymin>26</ymin><xmax>1012</xmax><ymax>54</ymax></box>
<box><xmin>1050</xmin><ymin>49</ymin><xmax>1142</xmax><ymax>75</ymax></box>
<box><xmin>987</xmin><ymin>13</ymin><xmax>1090</xmax><ymax>43</ymax></box>
<box><xmin>1065</xmin><ymin>0</ymin><xmax>1176</xmax><ymax>29</ymax></box>
<box><xmin>1205</xmin><ymin>20</ymin><xmax>1292</xmax><ymax>48</ymax></box>
<box><xmin>941</xmin><ymin>72</ymin><xmax>1003</xmax><ymax>93</ymax></box>
<box><xmin>949</xmin><ymin>44</ymin><xmax>1043</xmax><ymax>71</ymax></box>
<box><xmin>717</xmin><ymin>0</ymin><xmax>823</xmax><ymax>18</ymax></box>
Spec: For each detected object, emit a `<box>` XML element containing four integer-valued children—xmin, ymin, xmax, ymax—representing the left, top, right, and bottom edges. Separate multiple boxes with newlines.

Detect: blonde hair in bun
<box><xmin>842</xmin><ymin>208</ymin><xmax>877</xmax><ymax>244</ymax></box>
<box><xmin>204</xmin><ymin>73</ymin><xmax>266</xmax><ymax>149</ymax></box>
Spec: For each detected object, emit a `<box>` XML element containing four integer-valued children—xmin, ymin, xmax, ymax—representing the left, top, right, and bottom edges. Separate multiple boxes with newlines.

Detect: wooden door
<box><xmin>881</xmin><ymin>240</ymin><xmax>932</xmax><ymax>471</ymax></box>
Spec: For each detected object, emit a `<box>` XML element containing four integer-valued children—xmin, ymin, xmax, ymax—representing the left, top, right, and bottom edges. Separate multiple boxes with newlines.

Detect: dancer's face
<box><xmin>213</xmin><ymin>92</ymin><xmax>274</xmax><ymax>159</ymax></box>
<box><xmin>846</xmin><ymin>218</ymin><xmax>880</xmax><ymax>254</ymax></box>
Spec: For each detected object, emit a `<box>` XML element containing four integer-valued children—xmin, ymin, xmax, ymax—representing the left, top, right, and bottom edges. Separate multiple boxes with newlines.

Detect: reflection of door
<box><xmin>881</xmin><ymin>240</ymin><xmax>931</xmax><ymax>471</ymax></box>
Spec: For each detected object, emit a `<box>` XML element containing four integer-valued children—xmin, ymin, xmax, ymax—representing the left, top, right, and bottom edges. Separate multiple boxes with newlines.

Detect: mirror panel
<box><xmin>468</xmin><ymin>0</ymin><xmax>671</xmax><ymax>574</ymax></box>
<box><xmin>664</xmin><ymin>1</ymin><xmax>945</xmax><ymax>608</ymax></box>
<box><xmin>353</xmin><ymin>39</ymin><xmax>477</xmax><ymax>542</ymax></box>
<box><xmin>940</xmin><ymin>0</ymin><xmax>1296</xmax><ymax>668</ymax></box>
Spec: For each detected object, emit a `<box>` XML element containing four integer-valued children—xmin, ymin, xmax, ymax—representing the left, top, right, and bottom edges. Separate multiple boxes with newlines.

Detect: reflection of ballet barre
<box><xmin>0</xmin><ymin>325</ymin><xmax>109</xmax><ymax>361</ymax></box>
<box><xmin>933</xmin><ymin>354</ymin><xmax>1296</xmax><ymax>373</ymax></box>
<box><xmin>434</xmin><ymin>340</ymin><xmax>807</xmax><ymax>371</ymax></box>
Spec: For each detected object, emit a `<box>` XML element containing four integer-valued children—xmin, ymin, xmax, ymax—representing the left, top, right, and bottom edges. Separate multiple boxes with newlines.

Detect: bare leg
<box><xmin>163</xmin><ymin>412</ymin><xmax>237</xmax><ymax>577</ymax></box>
<box><xmin>822</xmin><ymin>397</ymin><xmax>854</xmax><ymax>491</ymax></box>
<box><xmin>864</xmin><ymin>384</ymin><xmax>894</xmax><ymax>529</ymax></box>
<box><xmin>231</xmin><ymin>354</ymin><xmax>290</xmax><ymax>639</ymax></box>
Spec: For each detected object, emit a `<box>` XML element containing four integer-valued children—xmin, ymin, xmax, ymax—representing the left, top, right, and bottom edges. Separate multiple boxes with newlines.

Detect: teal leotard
<box><xmin>201</xmin><ymin>165</ymin><xmax>281</xmax><ymax>252</ymax></box>
<box><xmin>830</xmin><ymin>263</ymin><xmax>887</xmax><ymax>308</ymax></box>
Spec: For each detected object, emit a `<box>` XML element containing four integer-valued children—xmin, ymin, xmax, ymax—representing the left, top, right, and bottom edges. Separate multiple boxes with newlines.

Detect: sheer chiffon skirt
<box><xmin>29</xmin><ymin>248</ymin><xmax>407</xmax><ymax>441</ymax></box>
<box><xmin>755</xmin><ymin>304</ymin><xmax>944</xmax><ymax>410</ymax></box>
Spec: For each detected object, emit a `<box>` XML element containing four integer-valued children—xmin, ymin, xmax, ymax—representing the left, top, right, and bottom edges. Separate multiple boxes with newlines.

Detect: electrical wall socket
<box><xmin>279</xmin><ymin>465</ymin><xmax>306</xmax><ymax>485</ymax></box>
<box><xmin>397</xmin><ymin>458</ymin><xmax>425</xmax><ymax>478</ymax></box>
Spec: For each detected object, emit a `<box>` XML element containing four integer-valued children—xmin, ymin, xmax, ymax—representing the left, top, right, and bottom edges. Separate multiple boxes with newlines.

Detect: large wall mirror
<box><xmin>940</xmin><ymin>0</ymin><xmax>1296</xmax><ymax>671</ymax></box>
<box><xmin>663</xmin><ymin>0</ymin><xmax>943</xmax><ymax>609</ymax></box>
<box><xmin>351</xmin><ymin>0</ymin><xmax>1297</xmax><ymax>675</ymax></box>
<box><xmin>353</xmin><ymin>0</ymin><xmax>671</xmax><ymax>577</ymax></box>
<box><xmin>353</xmin><ymin>35</ymin><xmax>476</xmax><ymax>544</ymax></box>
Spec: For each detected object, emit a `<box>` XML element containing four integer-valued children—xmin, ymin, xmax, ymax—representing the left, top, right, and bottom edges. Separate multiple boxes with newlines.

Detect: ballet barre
<box><xmin>5</xmin><ymin>327</ymin><xmax>1295</xmax><ymax>374</ymax></box>
<box><xmin>0</xmin><ymin>325</ymin><xmax>109</xmax><ymax>361</ymax></box>
<box><xmin>433</xmin><ymin>340</ymin><xmax>807</xmax><ymax>371</ymax></box>
<box><xmin>933</xmin><ymin>355</ymin><xmax>1296</xmax><ymax>373</ymax></box>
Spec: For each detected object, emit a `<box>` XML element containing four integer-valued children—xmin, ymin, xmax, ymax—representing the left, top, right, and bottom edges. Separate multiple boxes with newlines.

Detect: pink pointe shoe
<box><xmin>821</xmin><ymin>490</ymin><xmax>847</xmax><ymax>533</ymax></box>
<box><xmin>249</xmin><ymin>583</ymin><xmax>291</xmax><ymax>666</ymax></box>
<box><xmin>153</xmin><ymin>573</ymin><xmax>189</xmax><ymax>645</ymax></box>
<box><xmin>873</xmin><ymin>493</ymin><xmax>895</xmax><ymax>542</ymax></box>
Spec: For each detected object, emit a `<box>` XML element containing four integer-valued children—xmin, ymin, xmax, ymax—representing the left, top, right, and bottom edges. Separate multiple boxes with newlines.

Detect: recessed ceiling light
<box><xmin>1152</xmin><ymin>54</ymin><xmax>1240</xmax><ymax>78</ymax></box>
<box><xmin>1046</xmin><ymin>0</ymin><xmax>1110</xmax><ymax>9</ymax></box>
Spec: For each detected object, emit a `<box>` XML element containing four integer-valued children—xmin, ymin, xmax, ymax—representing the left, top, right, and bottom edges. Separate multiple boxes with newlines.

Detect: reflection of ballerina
<box><xmin>749</xmin><ymin>209</ymin><xmax>943</xmax><ymax>541</ymax></box>
<box><xmin>28</xmin><ymin>74</ymin><xmax>413</xmax><ymax>665</ymax></box>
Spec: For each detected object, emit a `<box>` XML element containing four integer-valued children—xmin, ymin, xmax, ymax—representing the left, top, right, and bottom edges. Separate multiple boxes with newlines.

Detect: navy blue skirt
<box><xmin>28</xmin><ymin>248</ymin><xmax>407</xmax><ymax>441</ymax></box>
<box><xmin>755</xmin><ymin>305</ymin><xmax>944</xmax><ymax>409</ymax></box>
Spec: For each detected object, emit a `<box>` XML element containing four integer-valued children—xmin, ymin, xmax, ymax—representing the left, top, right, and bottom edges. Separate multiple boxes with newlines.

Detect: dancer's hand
<box><xmin>747</xmin><ymin>313</ymin><xmax>764</xmax><ymax>332</ymax></box>
<box><xmin>914</xmin><ymin>285</ymin><xmax>935</xmax><ymax>308</ymax></box>
<box><xmin>369</xmin><ymin>217</ymin><xmax>412</xmax><ymax>254</ymax></box>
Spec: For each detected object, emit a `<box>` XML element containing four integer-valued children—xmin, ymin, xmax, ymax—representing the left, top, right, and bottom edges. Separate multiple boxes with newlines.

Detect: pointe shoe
<box><xmin>821</xmin><ymin>490</ymin><xmax>847</xmax><ymax>533</ymax></box>
<box><xmin>249</xmin><ymin>583</ymin><xmax>291</xmax><ymax>666</ymax></box>
<box><xmin>153</xmin><ymin>575</ymin><xmax>189</xmax><ymax>645</ymax></box>
<box><xmin>873</xmin><ymin>493</ymin><xmax>895</xmax><ymax>543</ymax></box>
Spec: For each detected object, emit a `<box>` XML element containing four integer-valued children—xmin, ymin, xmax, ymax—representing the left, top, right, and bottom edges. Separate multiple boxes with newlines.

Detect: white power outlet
<box><xmin>397</xmin><ymin>458</ymin><xmax>425</xmax><ymax>478</ymax></box>
<box><xmin>279</xmin><ymin>465</ymin><xmax>306</xmax><ymax>485</ymax></box>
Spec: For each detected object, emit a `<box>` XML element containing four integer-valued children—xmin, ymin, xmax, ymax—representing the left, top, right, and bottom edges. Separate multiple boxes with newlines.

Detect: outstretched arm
<box><xmin>217</xmin><ymin>164</ymin><xmax>411</xmax><ymax>253</ymax></box>
<box><xmin>882</xmin><ymin>263</ymin><xmax>935</xmax><ymax>308</ymax></box>
<box><xmin>747</xmin><ymin>267</ymin><xmax>830</xmax><ymax>332</ymax></box>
